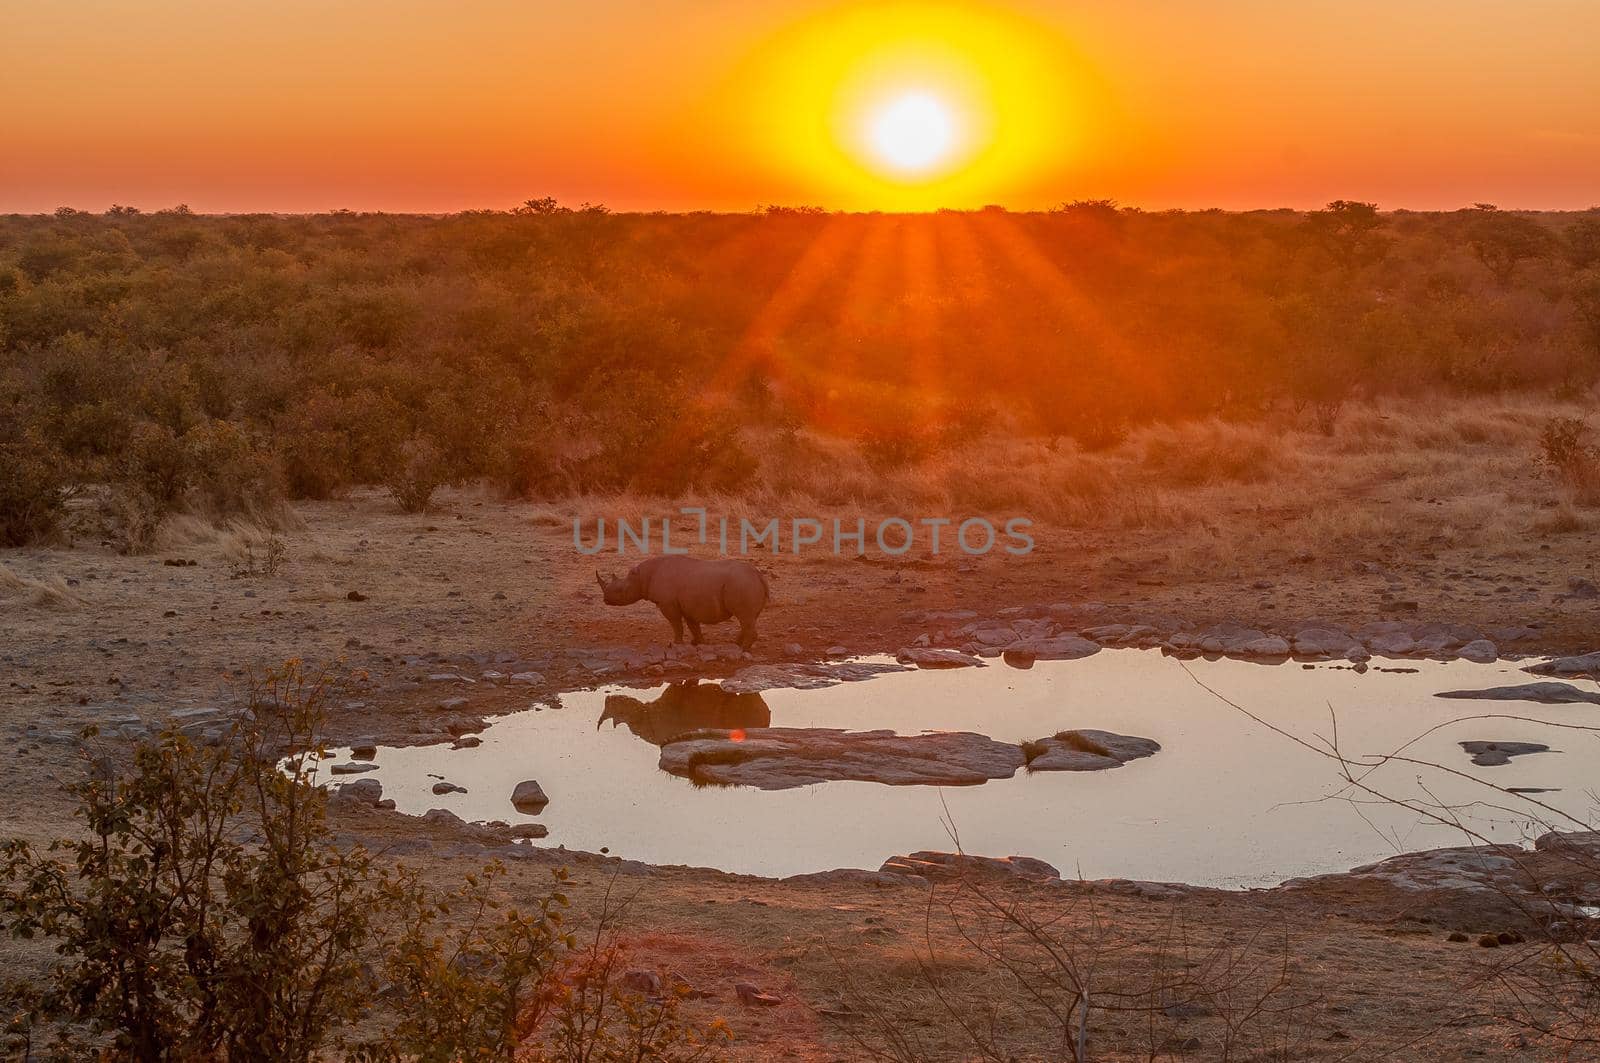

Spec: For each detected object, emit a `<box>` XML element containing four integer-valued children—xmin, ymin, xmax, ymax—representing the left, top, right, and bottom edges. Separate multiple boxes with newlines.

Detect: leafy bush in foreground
<box><xmin>0</xmin><ymin>663</ymin><xmax>730</xmax><ymax>1062</ymax></box>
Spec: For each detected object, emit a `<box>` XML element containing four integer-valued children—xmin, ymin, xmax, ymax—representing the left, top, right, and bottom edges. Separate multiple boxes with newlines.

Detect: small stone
<box><xmin>735</xmin><ymin>982</ymin><xmax>782</xmax><ymax>1007</ymax></box>
<box><xmin>1447</xmin><ymin>931</ymin><xmax>1469</xmax><ymax>942</ymax></box>
<box><xmin>1478</xmin><ymin>934</ymin><xmax>1500</xmax><ymax>948</ymax></box>
<box><xmin>620</xmin><ymin>970</ymin><xmax>663</xmax><ymax>996</ymax></box>
<box><xmin>347</xmin><ymin>590</ymin><xmax>368</xmax><ymax>602</ymax></box>
<box><xmin>431</xmin><ymin>781</ymin><xmax>466</xmax><ymax>795</ymax></box>
<box><xmin>336</xmin><ymin>778</ymin><xmax>383</xmax><ymax>805</ymax></box>
<box><xmin>509</xmin><ymin>822</ymin><xmax>549</xmax><ymax>839</ymax></box>
<box><xmin>350</xmin><ymin>737</ymin><xmax>378</xmax><ymax>758</ymax></box>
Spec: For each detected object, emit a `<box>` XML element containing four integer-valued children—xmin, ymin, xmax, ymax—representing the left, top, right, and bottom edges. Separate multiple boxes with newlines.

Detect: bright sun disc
<box><xmin>868</xmin><ymin>91</ymin><xmax>955</xmax><ymax>175</ymax></box>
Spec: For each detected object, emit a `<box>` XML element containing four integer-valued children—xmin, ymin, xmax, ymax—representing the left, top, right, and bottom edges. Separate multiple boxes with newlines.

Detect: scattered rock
<box><xmin>350</xmin><ymin>737</ymin><xmax>378</xmax><ymax>759</ymax></box>
<box><xmin>1557</xmin><ymin>578</ymin><xmax>1599</xmax><ymax>602</ymax></box>
<box><xmin>509</xmin><ymin>822</ymin><xmax>549</xmax><ymax>839</ymax></box>
<box><xmin>880</xmin><ymin>851</ymin><xmax>1060</xmax><ymax>881</ymax></box>
<box><xmin>508</xmin><ymin>671</ymin><xmax>546</xmax><ymax>685</ymax></box>
<box><xmin>1525</xmin><ymin>651</ymin><xmax>1600</xmax><ymax>681</ymax></box>
<box><xmin>1459</xmin><ymin>741</ymin><xmax>1551</xmax><ymax>767</ymax></box>
<box><xmin>1436</xmin><ymin>682</ymin><xmax>1600</xmax><ymax>706</ymax></box>
<box><xmin>335</xmin><ymin>778</ymin><xmax>383</xmax><ymax>805</ymax></box>
<box><xmin>1457</xmin><ymin>639</ymin><xmax>1498</xmax><ymax>663</ymax></box>
<box><xmin>734</xmin><ymin>983</ymin><xmax>782</xmax><ymax>1007</ymax></box>
<box><xmin>452</xmin><ymin>735</ymin><xmax>482</xmax><ymax>749</ymax></box>
<box><xmin>1238</xmin><ymin>635</ymin><xmax>1291</xmax><ymax>658</ymax></box>
<box><xmin>895</xmin><ymin>647</ymin><xmax>983</xmax><ymax>669</ymax></box>
<box><xmin>440</xmin><ymin>714</ymin><xmax>485</xmax><ymax>736</ymax></box>
<box><xmin>1003</xmin><ymin>635</ymin><xmax>1100</xmax><ymax>661</ymax></box>
<box><xmin>1001</xmin><ymin>648</ymin><xmax>1036</xmax><ymax>669</ymax></box>
<box><xmin>346</xmin><ymin>590</ymin><xmax>368</xmax><ymax>602</ymax></box>
<box><xmin>621</xmin><ymin>970</ymin><xmax>663</xmax><ymax>996</ymax></box>
<box><xmin>432</xmin><ymin>781</ymin><xmax>467</xmax><ymax>795</ymax></box>
<box><xmin>659</xmin><ymin>727</ymin><xmax>1027</xmax><ymax>789</ymax></box>
<box><xmin>421</xmin><ymin>808</ymin><xmax>466</xmax><ymax>829</ymax></box>
<box><xmin>511</xmin><ymin>779</ymin><xmax>549</xmax><ymax>812</ymax></box>
<box><xmin>329</xmin><ymin>762</ymin><xmax>379</xmax><ymax>775</ymax></box>
<box><xmin>1447</xmin><ymin>931</ymin><xmax>1469</xmax><ymax>943</ymax></box>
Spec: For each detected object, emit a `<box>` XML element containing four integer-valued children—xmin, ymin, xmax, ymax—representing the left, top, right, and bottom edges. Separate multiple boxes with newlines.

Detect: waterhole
<box><xmin>322</xmin><ymin>651</ymin><xmax>1599</xmax><ymax>888</ymax></box>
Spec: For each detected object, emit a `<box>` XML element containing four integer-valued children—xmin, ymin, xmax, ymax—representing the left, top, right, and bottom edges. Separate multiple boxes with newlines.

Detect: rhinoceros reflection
<box><xmin>599</xmin><ymin>681</ymin><xmax>771</xmax><ymax>746</ymax></box>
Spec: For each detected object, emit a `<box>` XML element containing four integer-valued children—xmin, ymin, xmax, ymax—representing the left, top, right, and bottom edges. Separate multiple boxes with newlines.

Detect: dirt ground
<box><xmin>4</xmin><ymin>486</ymin><xmax>1600</xmax><ymax>1059</ymax></box>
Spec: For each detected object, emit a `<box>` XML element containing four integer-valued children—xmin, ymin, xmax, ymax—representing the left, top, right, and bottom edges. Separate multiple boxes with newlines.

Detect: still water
<box><xmin>327</xmin><ymin>652</ymin><xmax>1600</xmax><ymax>889</ymax></box>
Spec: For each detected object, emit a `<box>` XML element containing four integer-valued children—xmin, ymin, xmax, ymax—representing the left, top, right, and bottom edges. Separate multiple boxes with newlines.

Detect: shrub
<box><xmin>0</xmin><ymin>435</ymin><xmax>70</xmax><ymax>547</ymax></box>
<box><xmin>1</xmin><ymin>663</ymin><xmax>731</xmax><ymax>1062</ymax></box>
<box><xmin>382</xmin><ymin>435</ymin><xmax>447</xmax><ymax>513</ymax></box>
<box><xmin>121</xmin><ymin>420</ymin><xmax>190</xmax><ymax>509</ymax></box>
<box><xmin>183</xmin><ymin>419</ymin><xmax>285</xmax><ymax>517</ymax></box>
<box><xmin>858</xmin><ymin>423</ymin><xmax>933</xmax><ymax>470</ymax></box>
<box><xmin>99</xmin><ymin>484</ymin><xmax>166</xmax><ymax>554</ymax></box>
<box><xmin>1537</xmin><ymin>415</ymin><xmax>1600</xmax><ymax>505</ymax></box>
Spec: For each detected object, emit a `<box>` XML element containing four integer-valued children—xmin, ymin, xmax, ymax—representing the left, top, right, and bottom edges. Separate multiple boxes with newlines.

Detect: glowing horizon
<box><xmin>3</xmin><ymin>0</ymin><xmax>1598</xmax><ymax>214</ymax></box>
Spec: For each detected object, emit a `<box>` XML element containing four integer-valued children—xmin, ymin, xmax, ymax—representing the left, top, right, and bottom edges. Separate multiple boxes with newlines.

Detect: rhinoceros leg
<box><xmin>685</xmin><ymin>617</ymin><xmax>704</xmax><ymax>645</ymax></box>
<box><xmin>658</xmin><ymin>602</ymin><xmax>684</xmax><ymax>643</ymax></box>
<box><xmin>735</xmin><ymin>615</ymin><xmax>757</xmax><ymax>650</ymax></box>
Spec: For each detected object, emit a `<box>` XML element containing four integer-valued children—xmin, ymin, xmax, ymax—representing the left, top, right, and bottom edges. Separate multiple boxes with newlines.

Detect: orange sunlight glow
<box><xmin>703</xmin><ymin>2</ymin><xmax>1102</xmax><ymax>210</ymax></box>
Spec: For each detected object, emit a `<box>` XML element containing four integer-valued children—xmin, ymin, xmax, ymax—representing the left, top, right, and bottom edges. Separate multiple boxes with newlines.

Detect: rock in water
<box><xmin>659</xmin><ymin>727</ymin><xmax>1026</xmax><ymax>789</ymax></box>
<box><xmin>1436</xmin><ymin>682</ymin><xmax>1600</xmax><ymax>706</ymax></box>
<box><xmin>511</xmin><ymin>779</ymin><xmax>549</xmax><ymax>812</ymax></box>
<box><xmin>658</xmin><ymin>725</ymin><xmax>1158</xmax><ymax>789</ymax></box>
<box><xmin>1026</xmin><ymin>729</ymin><xmax>1161</xmax><ymax>771</ymax></box>
<box><xmin>1459</xmin><ymin>741</ymin><xmax>1550</xmax><ymax>767</ymax></box>
<box><xmin>329</xmin><ymin>762</ymin><xmax>379</xmax><ymax>775</ymax></box>
<box><xmin>1524</xmin><ymin>651</ymin><xmax>1600</xmax><ymax>681</ymax></box>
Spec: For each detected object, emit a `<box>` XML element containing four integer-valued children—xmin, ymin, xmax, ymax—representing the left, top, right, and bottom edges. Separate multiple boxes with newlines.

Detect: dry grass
<box><xmin>674</xmin><ymin>394</ymin><xmax>1594</xmax><ymax>556</ymax></box>
<box><xmin>0</xmin><ymin>562</ymin><xmax>83</xmax><ymax>608</ymax></box>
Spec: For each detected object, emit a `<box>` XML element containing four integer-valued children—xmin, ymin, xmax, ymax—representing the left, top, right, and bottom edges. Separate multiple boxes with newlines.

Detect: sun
<box><xmin>704</xmin><ymin>3</ymin><xmax>1103</xmax><ymax>209</ymax></box>
<box><xmin>867</xmin><ymin>90</ymin><xmax>957</xmax><ymax>176</ymax></box>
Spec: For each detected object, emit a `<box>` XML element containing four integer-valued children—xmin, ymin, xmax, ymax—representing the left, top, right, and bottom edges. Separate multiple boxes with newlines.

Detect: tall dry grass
<box><xmin>0</xmin><ymin>563</ymin><xmax>83</xmax><ymax>608</ymax></box>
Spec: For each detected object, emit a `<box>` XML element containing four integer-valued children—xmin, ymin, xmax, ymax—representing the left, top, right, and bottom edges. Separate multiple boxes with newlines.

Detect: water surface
<box><xmin>330</xmin><ymin>652</ymin><xmax>1600</xmax><ymax>888</ymax></box>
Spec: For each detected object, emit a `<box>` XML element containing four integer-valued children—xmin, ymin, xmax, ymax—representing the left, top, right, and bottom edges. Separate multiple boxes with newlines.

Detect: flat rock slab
<box><xmin>659</xmin><ymin>727</ymin><xmax>1026</xmax><ymax>789</ymax></box>
<box><xmin>895</xmin><ymin>648</ymin><xmax>984</xmax><ymax>669</ymax></box>
<box><xmin>880</xmin><ymin>851</ymin><xmax>1061</xmax><ymax>882</ymax></box>
<box><xmin>1525</xmin><ymin>651</ymin><xmax>1600</xmax><ymax>681</ymax></box>
<box><xmin>1436</xmin><ymin>682</ymin><xmax>1600</xmax><ymax>706</ymax></box>
<box><xmin>1026</xmin><ymin>729</ymin><xmax>1162</xmax><ymax>772</ymax></box>
<box><xmin>657</xmin><ymin>725</ymin><xmax>1160</xmax><ymax>790</ymax></box>
<box><xmin>1459</xmin><ymin>740</ymin><xmax>1551</xmax><ymax>767</ymax></box>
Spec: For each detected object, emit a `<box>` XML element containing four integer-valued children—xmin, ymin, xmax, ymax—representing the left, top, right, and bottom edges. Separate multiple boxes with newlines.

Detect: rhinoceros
<box><xmin>596</xmin><ymin>556</ymin><xmax>770</xmax><ymax>649</ymax></box>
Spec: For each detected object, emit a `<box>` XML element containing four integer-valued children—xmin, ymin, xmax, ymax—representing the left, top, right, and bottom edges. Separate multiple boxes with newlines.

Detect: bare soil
<box><xmin>4</xmin><ymin>487</ymin><xmax>1599</xmax><ymax>1059</ymax></box>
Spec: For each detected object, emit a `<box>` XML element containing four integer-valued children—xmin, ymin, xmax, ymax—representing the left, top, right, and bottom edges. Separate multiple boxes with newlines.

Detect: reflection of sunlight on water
<box><xmin>321</xmin><ymin>652</ymin><xmax>1600</xmax><ymax>890</ymax></box>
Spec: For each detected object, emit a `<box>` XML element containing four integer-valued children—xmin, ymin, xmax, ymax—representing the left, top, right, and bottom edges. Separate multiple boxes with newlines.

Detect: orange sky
<box><xmin>4</xmin><ymin>0</ymin><xmax>1598</xmax><ymax>213</ymax></box>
